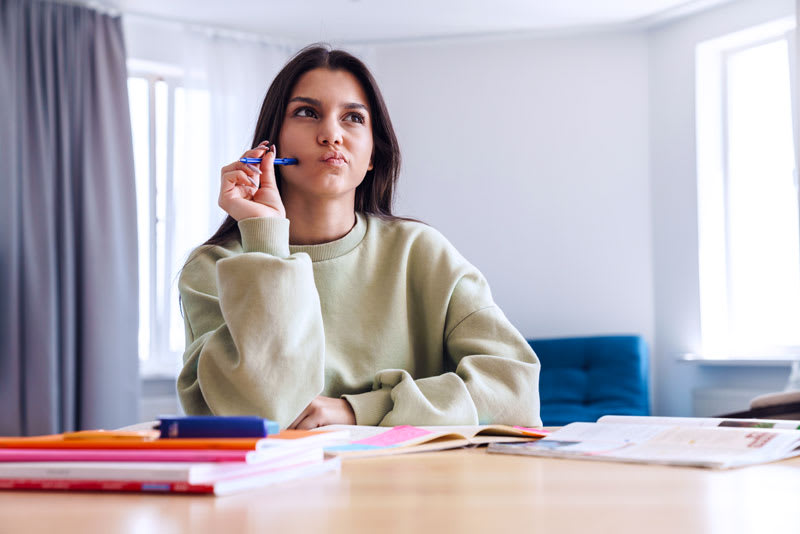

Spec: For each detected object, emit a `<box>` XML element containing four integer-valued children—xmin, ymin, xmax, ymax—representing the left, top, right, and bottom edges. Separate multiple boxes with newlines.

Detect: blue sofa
<box><xmin>527</xmin><ymin>335</ymin><xmax>650</xmax><ymax>426</ymax></box>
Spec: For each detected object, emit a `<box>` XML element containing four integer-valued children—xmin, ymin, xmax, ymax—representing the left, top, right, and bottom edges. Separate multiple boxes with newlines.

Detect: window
<box><xmin>696</xmin><ymin>18</ymin><xmax>799</xmax><ymax>358</ymax></box>
<box><xmin>127</xmin><ymin>60</ymin><xmax>214</xmax><ymax>377</ymax></box>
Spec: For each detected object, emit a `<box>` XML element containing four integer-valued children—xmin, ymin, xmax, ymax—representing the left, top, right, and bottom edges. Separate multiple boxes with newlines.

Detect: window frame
<box><xmin>127</xmin><ymin>59</ymin><xmax>186</xmax><ymax>378</ymax></box>
<box><xmin>695</xmin><ymin>18</ymin><xmax>800</xmax><ymax>360</ymax></box>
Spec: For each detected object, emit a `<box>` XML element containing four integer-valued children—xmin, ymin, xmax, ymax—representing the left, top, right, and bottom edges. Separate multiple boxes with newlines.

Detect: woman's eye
<box><xmin>344</xmin><ymin>112</ymin><xmax>365</xmax><ymax>124</ymax></box>
<box><xmin>294</xmin><ymin>107</ymin><xmax>318</xmax><ymax>118</ymax></box>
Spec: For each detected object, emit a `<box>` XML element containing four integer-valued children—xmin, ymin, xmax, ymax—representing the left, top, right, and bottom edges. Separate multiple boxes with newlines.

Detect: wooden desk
<box><xmin>3</xmin><ymin>448</ymin><xmax>800</xmax><ymax>534</ymax></box>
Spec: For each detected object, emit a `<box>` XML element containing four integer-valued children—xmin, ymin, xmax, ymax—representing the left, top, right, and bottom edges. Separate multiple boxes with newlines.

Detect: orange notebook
<box><xmin>0</xmin><ymin>429</ymin><xmax>348</xmax><ymax>451</ymax></box>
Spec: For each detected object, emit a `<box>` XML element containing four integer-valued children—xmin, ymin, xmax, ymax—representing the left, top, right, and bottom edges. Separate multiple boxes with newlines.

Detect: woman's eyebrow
<box><xmin>289</xmin><ymin>96</ymin><xmax>368</xmax><ymax>112</ymax></box>
<box><xmin>289</xmin><ymin>96</ymin><xmax>321</xmax><ymax>107</ymax></box>
<box><xmin>343</xmin><ymin>102</ymin><xmax>368</xmax><ymax>112</ymax></box>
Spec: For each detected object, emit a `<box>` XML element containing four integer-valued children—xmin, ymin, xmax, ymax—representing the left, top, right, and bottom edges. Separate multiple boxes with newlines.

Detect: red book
<box><xmin>0</xmin><ymin>456</ymin><xmax>341</xmax><ymax>496</ymax></box>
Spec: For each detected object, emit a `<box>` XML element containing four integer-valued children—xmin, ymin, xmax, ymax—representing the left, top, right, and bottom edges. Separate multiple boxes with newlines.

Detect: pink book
<box><xmin>0</xmin><ymin>445</ymin><xmax>305</xmax><ymax>464</ymax></box>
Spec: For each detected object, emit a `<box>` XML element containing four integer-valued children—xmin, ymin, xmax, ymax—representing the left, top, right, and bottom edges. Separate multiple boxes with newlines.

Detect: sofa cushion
<box><xmin>528</xmin><ymin>335</ymin><xmax>650</xmax><ymax>426</ymax></box>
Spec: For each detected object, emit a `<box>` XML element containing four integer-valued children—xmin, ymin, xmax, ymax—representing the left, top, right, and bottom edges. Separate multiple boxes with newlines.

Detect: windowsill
<box><xmin>680</xmin><ymin>353</ymin><xmax>799</xmax><ymax>366</ymax></box>
<box><xmin>139</xmin><ymin>362</ymin><xmax>180</xmax><ymax>381</ymax></box>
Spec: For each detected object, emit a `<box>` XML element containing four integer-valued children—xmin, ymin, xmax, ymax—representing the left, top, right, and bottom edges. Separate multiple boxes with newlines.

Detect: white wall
<box><xmin>648</xmin><ymin>0</ymin><xmax>795</xmax><ymax>416</ymax></box>
<box><xmin>124</xmin><ymin>0</ymin><xmax>797</xmax><ymax>418</ymax></box>
<box><xmin>371</xmin><ymin>33</ymin><xmax>654</xmax><ymax>348</ymax></box>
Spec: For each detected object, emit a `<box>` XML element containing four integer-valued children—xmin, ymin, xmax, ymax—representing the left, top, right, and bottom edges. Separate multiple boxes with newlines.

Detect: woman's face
<box><xmin>278</xmin><ymin>68</ymin><xmax>374</xmax><ymax>203</ymax></box>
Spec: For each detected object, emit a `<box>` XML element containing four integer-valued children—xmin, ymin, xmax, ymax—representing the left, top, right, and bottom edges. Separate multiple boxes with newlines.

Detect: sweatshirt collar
<box><xmin>288</xmin><ymin>211</ymin><xmax>367</xmax><ymax>262</ymax></box>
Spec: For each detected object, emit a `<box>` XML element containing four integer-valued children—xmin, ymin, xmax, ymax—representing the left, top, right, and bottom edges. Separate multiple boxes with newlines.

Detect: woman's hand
<box><xmin>289</xmin><ymin>396</ymin><xmax>356</xmax><ymax>429</ymax></box>
<box><xmin>218</xmin><ymin>140</ymin><xmax>286</xmax><ymax>220</ymax></box>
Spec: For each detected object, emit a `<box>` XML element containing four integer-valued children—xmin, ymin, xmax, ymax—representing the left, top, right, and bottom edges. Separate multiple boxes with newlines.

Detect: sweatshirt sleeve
<box><xmin>342</xmin><ymin>269</ymin><xmax>542</xmax><ymax>428</ymax></box>
<box><xmin>177</xmin><ymin>217</ymin><xmax>325</xmax><ymax>428</ymax></box>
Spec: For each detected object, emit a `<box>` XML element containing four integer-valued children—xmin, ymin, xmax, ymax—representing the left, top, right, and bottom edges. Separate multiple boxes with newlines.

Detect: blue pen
<box><xmin>240</xmin><ymin>157</ymin><xmax>298</xmax><ymax>165</ymax></box>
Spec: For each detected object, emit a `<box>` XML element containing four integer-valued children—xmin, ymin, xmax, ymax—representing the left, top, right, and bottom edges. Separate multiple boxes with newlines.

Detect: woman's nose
<box><xmin>317</xmin><ymin>117</ymin><xmax>343</xmax><ymax>145</ymax></box>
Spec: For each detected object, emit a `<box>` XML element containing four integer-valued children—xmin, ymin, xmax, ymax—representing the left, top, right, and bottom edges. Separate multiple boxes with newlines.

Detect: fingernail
<box><xmin>247</xmin><ymin>164</ymin><xmax>262</xmax><ymax>174</ymax></box>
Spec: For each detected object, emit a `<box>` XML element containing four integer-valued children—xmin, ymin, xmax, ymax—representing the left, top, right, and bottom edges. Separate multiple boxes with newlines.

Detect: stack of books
<box><xmin>0</xmin><ymin>417</ymin><xmax>346</xmax><ymax>496</ymax></box>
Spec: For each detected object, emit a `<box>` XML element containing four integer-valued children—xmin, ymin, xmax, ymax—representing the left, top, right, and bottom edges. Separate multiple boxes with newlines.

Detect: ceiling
<box><xmin>98</xmin><ymin>0</ymin><xmax>738</xmax><ymax>43</ymax></box>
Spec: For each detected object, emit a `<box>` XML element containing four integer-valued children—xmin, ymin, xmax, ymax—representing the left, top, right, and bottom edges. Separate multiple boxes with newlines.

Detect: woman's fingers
<box><xmin>240</xmin><ymin>140</ymin><xmax>270</xmax><ymax>160</ymax></box>
<box><xmin>289</xmin><ymin>397</ymin><xmax>327</xmax><ymax>430</ymax></box>
<box><xmin>245</xmin><ymin>163</ymin><xmax>262</xmax><ymax>175</ymax></box>
<box><xmin>233</xmin><ymin>140</ymin><xmax>278</xmax><ymax>190</ymax></box>
<box><xmin>289</xmin><ymin>402</ymin><xmax>314</xmax><ymax>430</ymax></box>
<box><xmin>294</xmin><ymin>415</ymin><xmax>321</xmax><ymax>430</ymax></box>
<box><xmin>228</xmin><ymin>141</ymin><xmax>270</xmax><ymax>182</ymax></box>
<box><xmin>222</xmin><ymin>161</ymin><xmax>262</xmax><ymax>177</ymax></box>
<box><xmin>218</xmin><ymin>140</ymin><xmax>286</xmax><ymax>220</ymax></box>
<box><xmin>222</xmin><ymin>169</ymin><xmax>258</xmax><ymax>189</ymax></box>
<box><xmin>292</xmin><ymin>407</ymin><xmax>323</xmax><ymax>430</ymax></box>
<box><xmin>287</xmin><ymin>397</ymin><xmax>355</xmax><ymax>429</ymax></box>
<box><xmin>257</xmin><ymin>143</ymin><xmax>278</xmax><ymax>190</ymax></box>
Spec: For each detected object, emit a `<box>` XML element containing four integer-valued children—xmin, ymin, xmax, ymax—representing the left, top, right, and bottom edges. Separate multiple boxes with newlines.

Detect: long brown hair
<box><xmin>200</xmin><ymin>44</ymin><xmax>403</xmax><ymax>249</ymax></box>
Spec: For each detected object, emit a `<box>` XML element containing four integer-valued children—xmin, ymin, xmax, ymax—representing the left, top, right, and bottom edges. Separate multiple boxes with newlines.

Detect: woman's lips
<box><xmin>320</xmin><ymin>152</ymin><xmax>347</xmax><ymax>166</ymax></box>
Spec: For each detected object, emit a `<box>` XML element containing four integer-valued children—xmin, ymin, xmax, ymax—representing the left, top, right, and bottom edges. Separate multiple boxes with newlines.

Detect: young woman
<box><xmin>178</xmin><ymin>45</ymin><xmax>541</xmax><ymax>430</ymax></box>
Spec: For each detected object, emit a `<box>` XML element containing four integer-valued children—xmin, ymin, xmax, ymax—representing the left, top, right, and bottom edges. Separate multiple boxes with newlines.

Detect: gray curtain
<box><xmin>0</xmin><ymin>0</ymin><xmax>139</xmax><ymax>435</ymax></box>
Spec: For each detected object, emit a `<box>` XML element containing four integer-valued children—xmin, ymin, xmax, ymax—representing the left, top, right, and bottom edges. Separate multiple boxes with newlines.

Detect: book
<box><xmin>0</xmin><ymin>442</ymin><xmax>322</xmax><ymax>463</ymax></box>
<box><xmin>156</xmin><ymin>416</ymin><xmax>279</xmax><ymax>438</ymax></box>
<box><xmin>0</xmin><ymin>457</ymin><xmax>342</xmax><ymax>496</ymax></box>
<box><xmin>320</xmin><ymin>424</ymin><xmax>549</xmax><ymax>459</ymax></box>
<box><xmin>719</xmin><ymin>390</ymin><xmax>800</xmax><ymax>420</ymax></box>
<box><xmin>0</xmin><ymin>426</ymin><xmax>349</xmax><ymax>496</ymax></box>
<box><xmin>0</xmin><ymin>448</ymin><xmax>324</xmax><ymax>484</ymax></box>
<box><xmin>486</xmin><ymin>415</ymin><xmax>800</xmax><ymax>469</ymax></box>
<box><xmin>598</xmin><ymin>414</ymin><xmax>800</xmax><ymax>430</ymax></box>
<box><xmin>0</xmin><ymin>428</ymin><xmax>350</xmax><ymax>451</ymax></box>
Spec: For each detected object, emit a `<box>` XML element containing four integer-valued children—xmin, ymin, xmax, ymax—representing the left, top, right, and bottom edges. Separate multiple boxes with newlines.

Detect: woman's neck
<box><xmin>284</xmin><ymin>197</ymin><xmax>357</xmax><ymax>245</ymax></box>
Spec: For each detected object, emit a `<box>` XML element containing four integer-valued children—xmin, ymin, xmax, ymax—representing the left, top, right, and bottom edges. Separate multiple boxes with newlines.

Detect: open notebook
<box><xmin>319</xmin><ymin>424</ymin><xmax>548</xmax><ymax>459</ymax></box>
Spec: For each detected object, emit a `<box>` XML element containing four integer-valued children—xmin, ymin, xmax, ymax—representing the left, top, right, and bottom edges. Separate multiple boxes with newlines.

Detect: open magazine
<box><xmin>486</xmin><ymin>415</ymin><xmax>800</xmax><ymax>469</ymax></box>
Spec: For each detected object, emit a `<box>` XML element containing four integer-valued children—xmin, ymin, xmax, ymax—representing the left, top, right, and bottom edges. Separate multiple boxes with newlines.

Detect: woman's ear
<box><xmin>368</xmin><ymin>151</ymin><xmax>374</xmax><ymax>171</ymax></box>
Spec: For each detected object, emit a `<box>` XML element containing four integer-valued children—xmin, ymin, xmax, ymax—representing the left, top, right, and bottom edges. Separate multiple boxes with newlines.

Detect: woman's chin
<box><xmin>286</xmin><ymin>173</ymin><xmax>365</xmax><ymax>198</ymax></box>
<box><xmin>285</xmin><ymin>179</ymin><xmax>358</xmax><ymax>201</ymax></box>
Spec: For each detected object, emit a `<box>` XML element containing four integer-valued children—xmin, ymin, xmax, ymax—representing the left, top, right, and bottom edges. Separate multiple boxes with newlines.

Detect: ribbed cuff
<box><xmin>238</xmin><ymin>217</ymin><xmax>290</xmax><ymax>257</ymax></box>
<box><xmin>342</xmin><ymin>388</ymin><xmax>394</xmax><ymax>426</ymax></box>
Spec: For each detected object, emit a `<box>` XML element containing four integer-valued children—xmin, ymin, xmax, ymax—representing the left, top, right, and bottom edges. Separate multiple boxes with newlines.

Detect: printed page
<box><xmin>422</xmin><ymin>425</ymin><xmax>548</xmax><ymax>439</ymax></box>
<box><xmin>318</xmin><ymin>425</ymin><xmax>478</xmax><ymax>458</ymax></box>
<box><xmin>320</xmin><ymin>425</ymin><xmax>450</xmax><ymax>449</ymax></box>
<box><xmin>512</xmin><ymin>422</ymin><xmax>800</xmax><ymax>468</ymax></box>
<box><xmin>608</xmin><ymin>426</ymin><xmax>800</xmax><ymax>467</ymax></box>
<box><xmin>320</xmin><ymin>424</ymin><xmax>546</xmax><ymax>447</ymax></box>
<box><xmin>514</xmin><ymin>423</ymin><xmax>672</xmax><ymax>461</ymax></box>
<box><xmin>549</xmin><ymin>422</ymin><xmax>667</xmax><ymax>442</ymax></box>
<box><xmin>597</xmin><ymin>415</ymin><xmax>800</xmax><ymax>430</ymax></box>
<box><xmin>322</xmin><ymin>425</ymin><xmax>502</xmax><ymax>443</ymax></box>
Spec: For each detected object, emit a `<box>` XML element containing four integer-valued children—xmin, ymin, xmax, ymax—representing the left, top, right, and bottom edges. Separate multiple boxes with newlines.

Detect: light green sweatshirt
<box><xmin>178</xmin><ymin>212</ymin><xmax>541</xmax><ymax>429</ymax></box>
